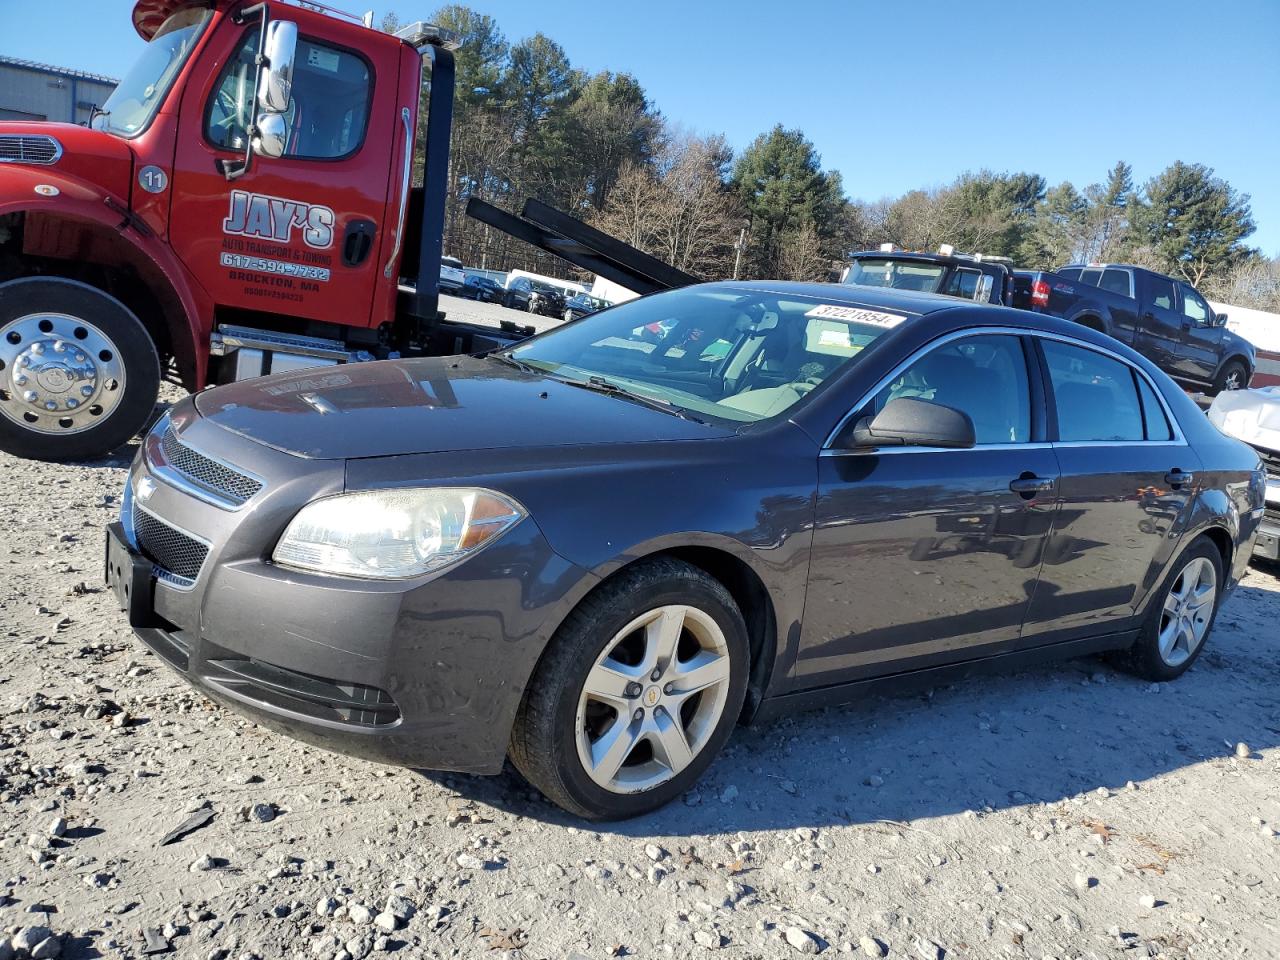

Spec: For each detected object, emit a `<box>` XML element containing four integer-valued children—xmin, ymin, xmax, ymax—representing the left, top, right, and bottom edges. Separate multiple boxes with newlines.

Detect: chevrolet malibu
<box><xmin>105</xmin><ymin>282</ymin><xmax>1266</xmax><ymax>819</ymax></box>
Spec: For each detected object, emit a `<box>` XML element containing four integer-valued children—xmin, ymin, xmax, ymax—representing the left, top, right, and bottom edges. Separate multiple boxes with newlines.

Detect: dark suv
<box><xmin>503</xmin><ymin>277</ymin><xmax>567</xmax><ymax>317</ymax></box>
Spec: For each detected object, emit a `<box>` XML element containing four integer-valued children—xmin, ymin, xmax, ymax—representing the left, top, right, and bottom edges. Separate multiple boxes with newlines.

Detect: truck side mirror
<box><xmin>258</xmin><ymin>21</ymin><xmax>298</xmax><ymax>114</ymax></box>
<box><xmin>1214</xmin><ymin>311</ymin><xmax>1229</xmax><ymax>327</ymax></box>
<box><xmin>842</xmin><ymin>397</ymin><xmax>976</xmax><ymax>450</ymax></box>
<box><xmin>253</xmin><ymin>113</ymin><xmax>288</xmax><ymax>159</ymax></box>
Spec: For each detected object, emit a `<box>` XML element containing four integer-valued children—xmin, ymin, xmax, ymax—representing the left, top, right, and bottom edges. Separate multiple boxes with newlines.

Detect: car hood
<box><xmin>1208</xmin><ymin>386</ymin><xmax>1280</xmax><ymax>454</ymax></box>
<box><xmin>194</xmin><ymin>355</ymin><xmax>731</xmax><ymax>459</ymax></box>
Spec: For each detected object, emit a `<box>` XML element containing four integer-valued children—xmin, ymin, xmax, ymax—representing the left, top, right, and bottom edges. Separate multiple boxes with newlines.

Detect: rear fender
<box><xmin>0</xmin><ymin>167</ymin><xmax>213</xmax><ymax>389</ymax></box>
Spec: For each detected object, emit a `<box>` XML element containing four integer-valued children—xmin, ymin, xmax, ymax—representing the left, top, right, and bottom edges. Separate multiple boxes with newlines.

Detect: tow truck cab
<box><xmin>0</xmin><ymin>0</ymin><xmax>518</xmax><ymax>460</ymax></box>
<box><xmin>841</xmin><ymin>246</ymin><xmax>1014</xmax><ymax>306</ymax></box>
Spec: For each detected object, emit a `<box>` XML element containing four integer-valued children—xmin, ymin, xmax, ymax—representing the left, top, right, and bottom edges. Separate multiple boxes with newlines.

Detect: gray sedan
<box><xmin>105</xmin><ymin>282</ymin><xmax>1267</xmax><ymax>819</ymax></box>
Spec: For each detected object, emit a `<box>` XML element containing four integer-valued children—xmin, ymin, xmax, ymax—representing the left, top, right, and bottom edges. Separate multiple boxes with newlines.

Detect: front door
<box><xmin>1022</xmin><ymin>337</ymin><xmax>1195</xmax><ymax>643</ymax></box>
<box><xmin>1175</xmin><ymin>283</ymin><xmax>1223</xmax><ymax>383</ymax></box>
<box><xmin>796</xmin><ymin>333</ymin><xmax>1059</xmax><ymax>687</ymax></box>
<box><xmin>169</xmin><ymin>15</ymin><xmax>397</xmax><ymax>328</ymax></box>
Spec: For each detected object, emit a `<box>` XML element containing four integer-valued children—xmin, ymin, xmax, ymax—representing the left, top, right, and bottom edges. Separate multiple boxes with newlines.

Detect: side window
<box><xmin>1057</xmin><ymin>267</ymin><xmax>1082</xmax><ymax>281</ymax></box>
<box><xmin>872</xmin><ymin>334</ymin><xmax>1031</xmax><ymax>444</ymax></box>
<box><xmin>1079</xmin><ymin>268</ymin><xmax>1103</xmax><ymax>287</ymax></box>
<box><xmin>1100</xmin><ymin>268</ymin><xmax>1132</xmax><ymax>297</ymax></box>
<box><xmin>1180</xmin><ymin>285</ymin><xmax>1209</xmax><ymax>324</ymax></box>
<box><xmin>206</xmin><ymin>33</ymin><xmax>371</xmax><ymax>159</ymax></box>
<box><xmin>1136</xmin><ymin>374</ymin><xmax>1174</xmax><ymax>441</ymax></box>
<box><xmin>1146</xmin><ymin>276</ymin><xmax>1175</xmax><ymax>311</ymax></box>
<box><xmin>940</xmin><ymin>268</ymin><xmax>981</xmax><ymax>300</ymax></box>
<box><xmin>1042</xmin><ymin>340</ymin><xmax>1144</xmax><ymax>442</ymax></box>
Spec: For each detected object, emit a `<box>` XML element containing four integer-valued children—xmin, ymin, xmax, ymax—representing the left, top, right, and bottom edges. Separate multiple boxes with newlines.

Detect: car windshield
<box><xmin>508</xmin><ymin>285</ymin><xmax>899</xmax><ymax>423</ymax></box>
<box><xmin>845</xmin><ymin>258</ymin><xmax>947</xmax><ymax>294</ymax></box>
<box><xmin>93</xmin><ymin>8</ymin><xmax>211</xmax><ymax>137</ymax></box>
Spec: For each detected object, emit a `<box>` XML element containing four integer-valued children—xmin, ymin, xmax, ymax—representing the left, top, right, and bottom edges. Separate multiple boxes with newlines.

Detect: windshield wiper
<box><xmin>484</xmin><ymin>352</ymin><xmax>540</xmax><ymax>374</ymax></box>
<box><xmin>564</xmin><ymin>375</ymin><xmax>707</xmax><ymax>424</ymax></box>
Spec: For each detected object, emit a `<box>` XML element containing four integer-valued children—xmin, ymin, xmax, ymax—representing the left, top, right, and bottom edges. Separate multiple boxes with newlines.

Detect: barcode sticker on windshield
<box><xmin>805</xmin><ymin>304</ymin><xmax>907</xmax><ymax>327</ymax></box>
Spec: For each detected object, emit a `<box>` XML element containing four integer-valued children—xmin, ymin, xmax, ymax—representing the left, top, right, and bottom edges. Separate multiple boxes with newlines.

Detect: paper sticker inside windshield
<box><xmin>805</xmin><ymin>304</ymin><xmax>907</xmax><ymax>327</ymax></box>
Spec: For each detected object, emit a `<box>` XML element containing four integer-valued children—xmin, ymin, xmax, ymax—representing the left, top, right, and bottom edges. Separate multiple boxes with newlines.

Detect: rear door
<box><xmin>797</xmin><ymin>332</ymin><xmax>1060</xmax><ymax>686</ymax></box>
<box><xmin>169</xmin><ymin>16</ymin><xmax>397</xmax><ymax>327</ymax></box>
<box><xmin>1021</xmin><ymin>337</ymin><xmax>1197</xmax><ymax>645</ymax></box>
<box><xmin>1134</xmin><ymin>272</ymin><xmax>1185</xmax><ymax>376</ymax></box>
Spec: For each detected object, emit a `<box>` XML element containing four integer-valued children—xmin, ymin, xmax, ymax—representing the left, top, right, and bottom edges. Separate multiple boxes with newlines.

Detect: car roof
<box><xmin>695</xmin><ymin>279</ymin><xmax>974</xmax><ymax>316</ymax></box>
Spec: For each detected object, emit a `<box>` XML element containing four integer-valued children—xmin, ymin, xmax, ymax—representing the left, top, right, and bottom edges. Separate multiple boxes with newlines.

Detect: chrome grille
<box><xmin>161</xmin><ymin>423</ymin><xmax>263</xmax><ymax>504</ymax></box>
<box><xmin>1257</xmin><ymin>445</ymin><xmax>1280</xmax><ymax>482</ymax></box>
<box><xmin>133</xmin><ymin>508</ymin><xmax>209</xmax><ymax>582</ymax></box>
<box><xmin>0</xmin><ymin>135</ymin><xmax>62</xmax><ymax>165</ymax></box>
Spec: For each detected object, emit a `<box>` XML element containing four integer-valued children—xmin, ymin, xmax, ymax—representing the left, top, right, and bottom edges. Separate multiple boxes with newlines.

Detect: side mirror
<box><xmin>846</xmin><ymin>397</ymin><xmax>975</xmax><ymax>449</ymax></box>
<box><xmin>258</xmin><ymin>21</ymin><xmax>297</xmax><ymax>114</ymax></box>
<box><xmin>1214</xmin><ymin>311</ymin><xmax>1229</xmax><ymax>327</ymax></box>
<box><xmin>253</xmin><ymin>112</ymin><xmax>288</xmax><ymax>159</ymax></box>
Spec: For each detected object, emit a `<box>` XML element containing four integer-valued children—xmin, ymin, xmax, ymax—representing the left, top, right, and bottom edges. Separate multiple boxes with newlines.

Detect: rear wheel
<box><xmin>1212</xmin><ymin>359</ymin><xmax>1248</xmax><ymax>394</ymax></box>
<box><xmin>1120</xmin><ymin>537</ymin><xmax>1223</xmax><ymax>681</ymax></box>
<box><xmin>0</xmin><ymin>277</ymin><xmax>160</xmax><ymax>462</ymax></box>
<box><xmin>510</xmin><ymin>558</ymin><xmax>749</xmax><ymax>820</ymax></box>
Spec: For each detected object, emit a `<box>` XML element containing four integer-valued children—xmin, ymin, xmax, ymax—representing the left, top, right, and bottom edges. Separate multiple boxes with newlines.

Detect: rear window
<box><xmin>1147</xmin><ymin>276</ymin><xmax>1176</xmax><ymax>311</ymax></box>
<box><xmin>1100</xmin><ymin>269</ymin><xmax>1132</xmax><ymax>297</ymax></box>
<box><xmin>1079</xmin><ymin>268</ymin><xmax>1103</xmax><ymax>287</ymax></box>
<box><xmin>845</xmin><ymin>259</ymin><xmax>946</xmax><ymax>294</ymax></box>
<box><xmin>1057</xmin><ymin>267</ymin><xmax>1082</xmax><ymax>281</ymax></box>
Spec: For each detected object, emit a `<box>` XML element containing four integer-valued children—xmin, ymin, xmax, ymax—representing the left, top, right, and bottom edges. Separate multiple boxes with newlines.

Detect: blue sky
<box><xmin>5</xmin><ymin>0</ymin><xmax>1278</xmax><ymax>254</ymax></box>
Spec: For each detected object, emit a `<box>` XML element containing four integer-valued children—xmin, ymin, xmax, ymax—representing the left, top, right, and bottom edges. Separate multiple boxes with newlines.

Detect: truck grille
<box><xmin>133</xmin><ymin>507</ymin><xmax>209</xmax><ymax>582</ymax></box>
<box><xmin>1257</xmin><ymin>445</ymin><xmax>1280</xmax><ymax>482</ymax></box>
<box><xmin>161</xmin><ymin>422</ymin><xmax>262</xmax><ymax>504</ymax></box>
<box><xmin>0</xmin><ymin>135</ymin><xmax>62</xmax><ymax>165</ymax></box>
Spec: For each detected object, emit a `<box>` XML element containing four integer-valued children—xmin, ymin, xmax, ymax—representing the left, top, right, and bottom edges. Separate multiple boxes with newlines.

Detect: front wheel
<box><xmin>1212</xmin><ymin>359</ymin><xmax>1248</xmax><ymax>395</ymax></box>
<box><xmin>510</xmin><ymin>558</ymin><xmax>749</xmax><ymax>820</ymax></box>
<box><xmin>1120</xmin><ymin>537</ymin><xmax>1224</xmax><ymax>681</ymax></box>
<box><xmin>0</xmin><ymin>278</ymin><xmax>160</xmax><ymax>462</ymax></box>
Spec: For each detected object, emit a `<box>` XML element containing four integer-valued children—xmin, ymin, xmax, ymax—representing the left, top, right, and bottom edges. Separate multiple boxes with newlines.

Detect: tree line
<box><xmin>387</xmin><ymin>5</ymin><xmax>1278</xmax><ymax>311</ymax></box>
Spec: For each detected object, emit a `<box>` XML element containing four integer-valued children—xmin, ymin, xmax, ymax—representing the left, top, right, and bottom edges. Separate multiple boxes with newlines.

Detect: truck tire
<box><xmin>0</xmin><ymin>277</ymin><xmax>160</xmax><ymax>462</ymax></box>
<box><xmin>1211</xmin><ymin>359</ymin><xmax>1248</xmax><ymax>395</ymax></box>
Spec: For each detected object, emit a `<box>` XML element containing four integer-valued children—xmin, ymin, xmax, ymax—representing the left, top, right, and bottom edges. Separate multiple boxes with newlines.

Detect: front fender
<box><xmin>0</xmin><ymin>166</ymin><xmax>213</xmax><ymax>389</ymax></box>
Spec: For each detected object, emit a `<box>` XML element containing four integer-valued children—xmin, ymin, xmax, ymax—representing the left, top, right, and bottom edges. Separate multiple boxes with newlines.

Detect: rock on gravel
<box><xmin>784</xmin><ymin>927</ymin><xmax>821</xmax><ymax>954</ymax></box>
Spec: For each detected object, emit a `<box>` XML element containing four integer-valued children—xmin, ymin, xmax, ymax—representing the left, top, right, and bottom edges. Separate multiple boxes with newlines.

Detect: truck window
<box><xmin>1057</xmin><ymin>268</ymin><xmax>1082</xmax><ymax>281</ymax></box>
<box><xmin>1100</xmin><ymin>269</ymin><xmax>1132</xmax><ymax>297</ymax></box>
<box><xmin>206</xmin><ymin>33</ymin><xmax>372</xmax><ymax>159</ymax></box>
<box><xmin>1180</xmin><ymin>284</ymin><xmax>1209</xmax><ymax>324</ymax></box>
<box><xmin>844</xmin><ymin>259</ymin><xmax>946</xmax><ymax>294</ymax></box>
<box><xmin>940</xmin><ymin>268</ymin><xmax>982</xmax><ymax>300</ymax></box>
<box><xmin>1079</xmin><ymin>268</ymin><xmax>1103</xmax><ymax>287</ymax></box>
<box><xmin>1146</xmin><ymin>276</ymin><xmax>1175</xmax><ymax>311</ymax></box>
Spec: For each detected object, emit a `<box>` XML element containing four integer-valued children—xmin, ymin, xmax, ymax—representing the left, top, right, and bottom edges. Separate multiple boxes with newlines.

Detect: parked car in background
<box><xmin>1208</xmin><ymin>386</ymin><xmax>1280</xmax><ymax>564</ymax></box>
<box><xmin>439</xmin><ymin>256</ymin><xmax>466</xmax><ymax>293</ymax></box>
<box><xmin>1012</xmin><ymin>264</ymin><xmax>1255</xmax><ymax>395</ymax></box>
<box><xmin>563</xmin><ymin>293</ymin><xmax>612</xmax><ymax>321</ymax></box>
<box><xmin>459</xmin><ymin>275</ymin><xmax>504</xmax><ymax>302</ymax></box>
<box><xmin>843</xmin><ymin>247</ymin><xmax>1013</xmax><ymax>305</ymax></box>
<box><xmin>105</xmin><ymin>281</ymin><xmax>1264</xmax><ymax>820</ymax></box>
<box><xmin>504</xmin><ymin>276</ymin><xmax>566</xmax><ymax>316</ymax></box>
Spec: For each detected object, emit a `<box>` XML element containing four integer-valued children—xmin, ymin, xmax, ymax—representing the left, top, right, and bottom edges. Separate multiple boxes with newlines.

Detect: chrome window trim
<box><xmin>143</xmin><ymin>413</ymin><xmax>265</xmax><ymax>511</ymax></box>
<box><xmin>132</xmin><ymin>502</ymin><xmax>212</xmax><ymax>592</ymax></box>
<box><xmin>823</xmin><ymin>325</ymin><xmax>1188</xmax><ymax>450</ymax></box>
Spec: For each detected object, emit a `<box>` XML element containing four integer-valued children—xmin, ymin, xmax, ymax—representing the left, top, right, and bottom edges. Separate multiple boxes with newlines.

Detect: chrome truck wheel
<box><xmin>510</xmin><ymin>558</ymin><xmax>749</xmax><ymax>820</ymax></box>
<box><xmin>0</xmin><ymin>312</ymin><xmax>126</xmax><ymax>434</ymax></box>
<box><xmin>0</xmin><ymin>278</ymin><xmax>159</xmax><ymax>462</ymax></box>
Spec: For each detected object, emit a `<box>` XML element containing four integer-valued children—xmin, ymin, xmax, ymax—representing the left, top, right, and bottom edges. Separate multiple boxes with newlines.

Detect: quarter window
<box><xmin>1042</xmin><ymin>340</ymin><xmax>1144</xmax><ymax>442</ymax></box>
<box><xmin>206</xmin><ymin>33</ymin><xmax>371</xmax><ymax>159</ymax></box>
<box><xmin>871</xmin><ymin>334</ymin><xmax>1031</xmax><ymax>444</ymax></box>
<box><xmin>1136</xmin><ymin>374</ymin><xmax>1173</xmax><ymax>441</ymax></box>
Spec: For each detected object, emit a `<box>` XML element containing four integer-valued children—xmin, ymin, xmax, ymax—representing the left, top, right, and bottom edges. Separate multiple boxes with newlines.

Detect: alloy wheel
<box><xmin>1157</xmin><ymin>555</ymin><xmax>1216</xmax><ymax>667</ymax></box>
<box><xmin>0</xmin><ymin>312</ymin><xmax>126</xmax><ymax>434</ymax></box>
<box><xmin>576</xmin><ymin>604</ymin><xmax>732</xmax><ymax>794</ymax></box>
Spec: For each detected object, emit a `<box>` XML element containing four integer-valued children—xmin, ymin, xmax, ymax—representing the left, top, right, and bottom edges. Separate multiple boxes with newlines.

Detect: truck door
<box><xmin>1174</xmin><ymin>283</ymin><xmax>1223</xmax><ymax>384</ymax></box>
<box><xmin>169</xmin><ymin>16</ymin><xmax>398</xmax><ymax>329</ymax></box>
<box><xmin>1134</xmin><ymin>273</ymin><xmax>1184</xmax><ymax>377</ymax></box>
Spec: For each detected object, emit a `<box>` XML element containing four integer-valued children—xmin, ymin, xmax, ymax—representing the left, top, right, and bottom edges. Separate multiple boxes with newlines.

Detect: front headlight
<box><xmin>273</xmin><ymin>487</ymin><xmax>525</xmax><ymax>579</ymax></box>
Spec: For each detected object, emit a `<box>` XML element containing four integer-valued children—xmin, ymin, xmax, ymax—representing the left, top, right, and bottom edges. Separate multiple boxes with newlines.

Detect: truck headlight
<box><xmin>273</xmin><ymin>488</ymin><xmax>525</xmax><ymax>579</ymax></box>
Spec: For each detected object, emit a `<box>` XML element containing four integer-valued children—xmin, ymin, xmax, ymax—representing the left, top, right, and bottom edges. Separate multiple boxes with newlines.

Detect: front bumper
<box><xmin>106</xmin><ymin>404</ymin><xmax>591</xmax><ymax>774</ymax></box>
<box><xmin>1254</xmin><ymin>508</ymin><xmax>1280</xmax><ymax>561</ymax></box>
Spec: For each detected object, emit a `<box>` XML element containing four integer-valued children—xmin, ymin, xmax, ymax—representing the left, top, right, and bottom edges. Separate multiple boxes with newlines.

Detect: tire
<box><xmin>510</xmin><ymin>558</ymin><xmax>750</xmax><ymax>820</ymax></box>
<box><xmin>1120</xmin><ymin>536</ymin><xmax>1224</xmax><ymax>682</ymax></box>
<box><xmin>0</xmin><ymin>277</ymin><xmax>160</xmax><ymax>462</ymax></box>
<box><xmin>1211</xmin><ymin>359</ymin><xmax>1248</xmax><ymax>395</ymax></box>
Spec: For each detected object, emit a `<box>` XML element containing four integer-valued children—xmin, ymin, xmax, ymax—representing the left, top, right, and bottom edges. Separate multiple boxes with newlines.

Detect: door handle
<box><xmin>1009</xmin><ymin>475</ymin><xmax>1054</xmax><ymax>498</ymax></box>
<box><xmin>1165</xmin><ymin>469</ymin><xmax>1195</xmax><ymax>488</ymax></box>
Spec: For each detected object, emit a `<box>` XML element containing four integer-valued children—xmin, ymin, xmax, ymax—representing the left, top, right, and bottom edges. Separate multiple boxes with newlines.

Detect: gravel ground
<box><xmin>439</xmin><ymin>292</ymin><xmax>570</xmax><ymax>335</ymax></box>
<box><xmin>2</xmin><ymin>328</ymin><xmax>1279</xmax><ymax>959</ymax></box>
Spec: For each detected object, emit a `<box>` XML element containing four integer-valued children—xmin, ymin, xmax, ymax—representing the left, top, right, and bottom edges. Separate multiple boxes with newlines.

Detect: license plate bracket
<box><xmin>104</xmin><ymin>522</ymin><xmax>157</xmax><ymax>628</ymax></box>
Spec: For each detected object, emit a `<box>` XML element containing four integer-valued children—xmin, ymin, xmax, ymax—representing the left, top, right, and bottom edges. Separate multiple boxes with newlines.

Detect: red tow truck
<box><xmin>0</xmin><ymin>0</ymin><xmax>538</xmax><ymax>461</ymax></box>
